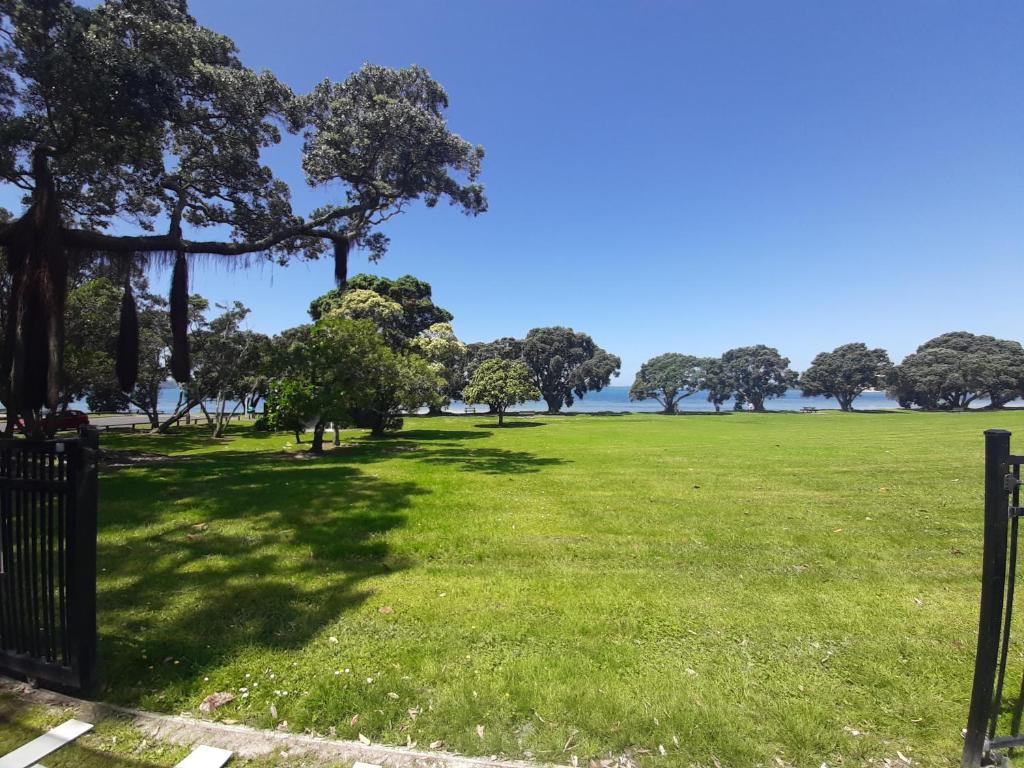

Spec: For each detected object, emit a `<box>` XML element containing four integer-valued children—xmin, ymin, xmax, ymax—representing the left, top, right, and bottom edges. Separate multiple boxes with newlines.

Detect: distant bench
<box><xmin>463</xmin><ymin>406</ymin><xmax>477</xmax><ymax>414</ymax></box>
<box><xmin>800</xmin><ymin>406</ymin><xmax>818</xmax><ymax>413</ymax></box>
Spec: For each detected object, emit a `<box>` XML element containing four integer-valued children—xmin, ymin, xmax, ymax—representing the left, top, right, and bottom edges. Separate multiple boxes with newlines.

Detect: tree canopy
<box><xmin>520</xmin><ymin>327</ymin><xmax>620</xmax><ymax>413</ymax></box>
<box><xmin>629</xmin><ymin>353</ymin><xmax>711</xmax><ymax>414</ymax></box>
<box><xmin>0</xmin><ymin>1</ymin><xmax>484</xmax><ymax>430</ymax></box>
<box><xmin>799</xmin><ymin>343</ymin><xmax>891</xmax><ymax>411</ymax></box>
<box><xmin>888</xmin><ymin>332</ymin><xmax>1024</xmax><ymax>410</ymax></box>
<box><xmin>463</xmin><ymin>359</ymin><xmax>539</xmax><ymax>426</ymax></box>
<box><xmin>720</xmin><ymin>345</ymin><xmax>797</xmax><ymax>412</ymax></box>
<box><xmin>309</xmin><ymin>274</ymin><xmax>453</xmax><ymax>340</ymax></box>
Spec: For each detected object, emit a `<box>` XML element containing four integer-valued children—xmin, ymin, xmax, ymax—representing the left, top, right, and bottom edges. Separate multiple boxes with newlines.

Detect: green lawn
<box><xmin>88</xmin><ymin>410</ymin><xmax>1017</xmax><ymax>766</ymax></box>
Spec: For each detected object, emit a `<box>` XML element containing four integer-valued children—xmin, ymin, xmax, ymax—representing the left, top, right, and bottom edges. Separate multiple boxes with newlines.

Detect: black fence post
<box><xmin>68</xmin><ymin>427</ymin><xmax>98</xmax><ymax>692</ymax></box>
<box><xmin>964</xmin><ymin>429</ymin><xmax>1012</xmax><ymax>768</ymax></box>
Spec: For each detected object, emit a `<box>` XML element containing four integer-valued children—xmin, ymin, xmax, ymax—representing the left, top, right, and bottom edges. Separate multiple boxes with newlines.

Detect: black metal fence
<box><xmin>0</xmin><ymin>427</ymin><xmax>98</xmax><ymax>692</ymax></box>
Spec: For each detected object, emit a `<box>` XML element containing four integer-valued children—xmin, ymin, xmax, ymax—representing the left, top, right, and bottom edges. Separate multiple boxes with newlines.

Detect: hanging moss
<box><xmin>333</xmin><ymin>236</ymin><xmax>349</xmax><ymax>288</ymax></box>
<box><xmin>116</xmin><ymin>275</ymin><xmax>139</xmax><ymax>392</ymax></box>
<box><xmin>169</xmin><ymin>251</ymin><xmax>190</xmax><ymax>382</ymax></box>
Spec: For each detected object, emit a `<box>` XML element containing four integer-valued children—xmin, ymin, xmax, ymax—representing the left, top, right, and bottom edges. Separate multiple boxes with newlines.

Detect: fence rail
<box><xmin>0</xmin><ymin>428</ymin><xmax>97</xmax><ymax>692</ymax></box>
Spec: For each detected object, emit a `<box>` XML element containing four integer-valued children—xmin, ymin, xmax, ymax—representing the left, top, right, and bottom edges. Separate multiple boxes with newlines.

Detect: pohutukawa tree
<box><xmin>799</xmin><ymin>342</ymin><xmax>892</xmax><ymax>411</ymax></box>
<box><xmin>520</xmin><ymin>327</ymin><xmax>620</xmax><ymax>414</ymax></box>
<box><xmin>0</xmin><ymin>0</ymin><xmax>485</xmax><ymax>435</ymax></box>
<box><xmin>720</xmin><ymin>345</ymin><xmax>798</xmax><ymax>412</ymax></box>
<box><xmin>629</xmin><ymin>353</ymin><xmax>712</xmax><ymax>414</ymax></box>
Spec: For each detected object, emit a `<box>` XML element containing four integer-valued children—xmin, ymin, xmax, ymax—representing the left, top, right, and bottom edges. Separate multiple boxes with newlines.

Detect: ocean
<box><xmin>131</xmin><ymin>384</ymin><xmax>909</xmax><ymax>415</ymax></box>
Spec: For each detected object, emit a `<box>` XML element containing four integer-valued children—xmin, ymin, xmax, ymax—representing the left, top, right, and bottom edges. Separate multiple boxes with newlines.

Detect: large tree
<box><xmin>629</xmin><ymin>353</ymin><xmax>711</xmax><ymax>414</ymax></box>
<box><xmin>520</xmin><ymin>327</ymin><xmax>620</xmax><ymax>413</ymax></box>
<box><xmin>799</xmin><ymin>343</ymin><xmax>892</xmax><ymax>411</ymax></box>
<box><xmin>0</xmin><ymin>1</ymin><xmax>484</xmax><ymax>434</ymax></box>
<box><xmin>888</xmin><ymin>332</ymin><xmax>1024</xmax><ymax>410</ymax></box>
<box><xmin>721</xmin><ymin>345</ymin><xmax>797</xmax><ymax>412</ymax></box>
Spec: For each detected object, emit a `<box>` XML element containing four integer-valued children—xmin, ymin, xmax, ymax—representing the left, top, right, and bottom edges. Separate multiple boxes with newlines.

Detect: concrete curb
<box><xmin>0</xmin><ymin>677</ymin><xmax>552</xmax><ymax>768</ymax></box>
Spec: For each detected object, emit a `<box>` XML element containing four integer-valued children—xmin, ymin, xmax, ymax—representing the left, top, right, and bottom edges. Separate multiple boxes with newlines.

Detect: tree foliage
<box><xmin>412</xmin><ymin>322</ymin><xmax>468</xmax><ymax>411</ymax></box>
<box><xmin>720</xmin><ymin>345</ymin><xmax>797</xmax><ymax>412</ymax></box>
<box><xmin>799</xmin><ymin>343</ymin><xmax>891</xmax><ymax>411</ymax></box>
<box><xmin>629</xmin><ymin>353</ymin><xmax>711</xmax><ymax>414</ymax></box>
<box><xmin>0</xmin><ymin>1</ymin><xmax>484</xmax><ymax>427</ymax></box>
<box><xmin>463</xmin><ymin>359</ymin><xmax>539</xmax><ymax>426</ymax></box>
<box><xmin>520</xmin><ymin>327</ymin><xmax>620</xmax><ymax>413</ymax></box>
<box><xmin>888</xmin><ymin>332</ymin><xmax>1024</xmax><ymax>410</ymax></box>
<box><xmin>309</xmin><ymin>274</ymin><xmax>453</xmax><ymax>340</ymax></box>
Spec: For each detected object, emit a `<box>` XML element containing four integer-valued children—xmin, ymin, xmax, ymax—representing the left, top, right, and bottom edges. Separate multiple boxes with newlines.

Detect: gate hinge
<box><xmin>1010</xmin><ymin>507</ymin><xmax>1024</xmax><ymax>519</ymax></box>
<box><xmin>1006</xmin><ymin>473</ymin><xmax>1023</xmax><ymax>492</ymax></box>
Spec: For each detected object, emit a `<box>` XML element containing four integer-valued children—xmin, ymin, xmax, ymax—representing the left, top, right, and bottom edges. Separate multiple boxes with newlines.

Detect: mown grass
<box><xmin>81</xmin><ymin>410</ymin><xmax>1022</xmax><ymax>766</ymax></box>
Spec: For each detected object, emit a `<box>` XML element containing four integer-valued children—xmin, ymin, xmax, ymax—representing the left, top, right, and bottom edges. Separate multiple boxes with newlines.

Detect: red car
<box><xmin>16</xmin><ymin>410</ymin><xmax>90</xmax><ymax>433</ymax></box>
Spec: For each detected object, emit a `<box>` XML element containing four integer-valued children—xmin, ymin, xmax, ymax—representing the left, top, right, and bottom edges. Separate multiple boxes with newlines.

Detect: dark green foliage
<box><xmin>630</xmin><ymin>354</ymin><xmax>712</xmax><ymax>414</ymax></box>
<box><xmin>115</xmin><ymin>280</ymin><xmax>139</xmax><ymax>392</ymax></box>
<box><xmin>520</xmin><ymin>327</ymin><xmax>620</xmax><ymax>413</ymax></box>
<box><xmin>720</xmin><ymin>345</ymin><xmax>798</xmax><ymax>412</ymax></box>
<box><xmin>465</xmin><ymin>337</ymin><xmax>524</xmax><ymax>383</ymax></box>
<box><xmin>799</xmin><ymin>343</ymin><xmax>891</xmax><ymax>411</ymax></box>
<box><xmin>888</xmin><ymin>332</ymin><xmax>1024</xmax><ymax>410</ymax></box>
<box><xmin>0</xmin><ymin>2</ymin><xmax>485</xmax><ymax>425</ymax></box>
<box><xmin>703</xmin><ymin>358</ymin><xmax>734</xmax><ymax>412</ymax></box>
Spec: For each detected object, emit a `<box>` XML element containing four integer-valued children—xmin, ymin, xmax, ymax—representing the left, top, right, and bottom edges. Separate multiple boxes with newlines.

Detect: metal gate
<box><xmin>0</xmin><ymin>427</ymin><xmax>98</xmax><ymax>692</ymax></box>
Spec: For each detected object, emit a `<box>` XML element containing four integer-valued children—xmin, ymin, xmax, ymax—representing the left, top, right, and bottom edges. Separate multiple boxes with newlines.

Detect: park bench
<box><xmin>464</xmin><ymin>406</ymin><xmax>477</xmax><ymax>414</ymax></box>
<box><xmin>0</xmin><ymin>718</ymin><xmax>232</xmax><ymax>768</ymax></box>
<box><xmin>800</xmin><ymin>406</ymin><xmax>818</xmax><ymax>413</ymax></box>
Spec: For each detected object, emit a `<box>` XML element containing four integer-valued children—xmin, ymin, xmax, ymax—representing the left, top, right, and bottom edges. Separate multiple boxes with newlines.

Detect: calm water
<box><xmin>81</xmin><ymin>383</ymin><xmax>1017</xmax><ymax>416</ymax></box>
<box><xmin>447</xmin><ymin>386</ymin><xmax>903</xmax><ymax>413</ymax></box>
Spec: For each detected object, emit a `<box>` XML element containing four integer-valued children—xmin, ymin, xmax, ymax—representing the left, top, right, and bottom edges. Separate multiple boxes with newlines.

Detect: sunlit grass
<box><xmin>87</xmin><ymin>410</ymin><xmax>1015</xmax><ymax>766</ymax></box>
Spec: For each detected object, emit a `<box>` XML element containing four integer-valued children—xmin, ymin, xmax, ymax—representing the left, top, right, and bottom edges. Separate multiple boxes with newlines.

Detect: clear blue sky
<box><xmin>43</xmin><ymin>3</ymin><xmax>1024</xmax><ymax>379</ymax></box>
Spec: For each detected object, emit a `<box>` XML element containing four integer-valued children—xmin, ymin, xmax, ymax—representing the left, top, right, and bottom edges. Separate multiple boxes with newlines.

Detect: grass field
<box><xmin>83</xmin><ymin>410</ymin><xmax>1022</xmax><ymax>766</ymax></box>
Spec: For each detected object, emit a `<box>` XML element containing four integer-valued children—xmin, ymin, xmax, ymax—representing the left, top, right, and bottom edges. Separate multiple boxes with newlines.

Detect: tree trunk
<box><xmin>750</xmin><ymin>396</ymin><xmax>765</xmax><ymax>412</ymax></box>
<box><xmin>293</xmin><ymin>429</ymin><xmax>302</xmax><ymax>444</ymax></box>
<box><xmin>427</xmin><ymin>404</ymin><xmax>443</xmax><ymax>416</ymax></box>
<box><xmin>198</xmin><ymin>402</ymin><xmax>214</xmax><ymax>425</ymax></box>
<box><xmin>155</xmin><ymin>398</ymin><xmax>200</xmax><ymax>433</ymax></box>
<box><xmin>333</xmin><ymin>424</ymin><xmax>340</xmax><ymax>445</ymax></box>
<box><xmin>544</xmin><ymin>395</ymin><xmax>562</xmax><ymax>414</ymax></box>
<box><xmin>498</xmin><ymin>407</ymin><xmax>505</xmax><ymax>426</ymax></box>
<box><xmin>310</xmin><ymin>420</ymin><xmax>326</xmax><ymax>453</ymax></box>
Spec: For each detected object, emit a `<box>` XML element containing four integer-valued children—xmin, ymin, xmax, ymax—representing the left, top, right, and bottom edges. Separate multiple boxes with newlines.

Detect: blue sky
<box><xmin>23</xmin><ymin>2</ymin><xmax>1024</xmax><ymax>379</ymax></box>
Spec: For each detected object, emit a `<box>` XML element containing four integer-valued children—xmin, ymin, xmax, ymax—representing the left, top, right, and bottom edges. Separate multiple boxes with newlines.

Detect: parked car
<box><xmin>16</xmin><ymin>410</ymin><xmax>90</xmax><ymax>433</ymax></box>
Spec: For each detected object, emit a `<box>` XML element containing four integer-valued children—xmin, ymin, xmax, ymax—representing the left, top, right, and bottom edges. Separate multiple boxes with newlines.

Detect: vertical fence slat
<box><xmin>964</xmin><ymin>429</ymin><xmax>1013</xmax><ymax>768</ymax></box>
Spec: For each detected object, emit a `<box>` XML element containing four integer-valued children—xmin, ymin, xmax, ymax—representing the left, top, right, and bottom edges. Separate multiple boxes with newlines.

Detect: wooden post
<box><xmin>963</xmin><ymin>429</ymin><xmax>1012</xmax><ymax>767</ymax></box>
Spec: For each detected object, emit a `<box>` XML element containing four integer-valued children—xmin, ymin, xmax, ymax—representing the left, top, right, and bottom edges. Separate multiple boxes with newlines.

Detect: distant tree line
<box><xmin>632</xmin><ymin>332</ymin><xmax>1024</xmax><ymax>413</ymax></box>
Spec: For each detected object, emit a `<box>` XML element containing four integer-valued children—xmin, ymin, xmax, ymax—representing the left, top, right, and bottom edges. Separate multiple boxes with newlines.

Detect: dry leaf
<box><xmin>350</xmin><ymin>714</ymin><xmax>360</xmax><ymax>726</ymax></box>
<box><xmin>270</xmin><ymin>703</ymin><xmax>278</xmax><ymax>720</ymax></box>
<box><xmin>199</xmin><ymin>692</ymin><xmax>234</xmax><ymax>713</ymax></box>
<box><xmin>430</xmin><ymin>740</ymin><xmax>445</xmax><ymax>750</ymax></box>
<box><xmin>476</xmin><ymin>724</ymin><xmax>485</xmax><ymax>739</ymax></box>
<box><xmin>388</xmin><ymin>692</ymin><xmax>400</xmax><ymax>700</ymax></box>
<box><xmin>358</xmin><ymin>733</ymin><xmax>371</xmax><ymax>745</ymax></box>
<box><xmin>379</xmin><ymin>606</ymin><xmax>395</xmax><ymax>615</ymax></box>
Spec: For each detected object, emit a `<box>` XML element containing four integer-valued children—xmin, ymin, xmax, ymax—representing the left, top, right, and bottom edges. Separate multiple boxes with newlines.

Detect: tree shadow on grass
<box><xmin>94</xmin><ymin>424</ymin><xmax>568</xmax><ymax>702</ymax></box>
<box><xmin>96</xmin><ymin>448</ymin><xmax>424</xmax><ymax>703</ymax></box>
<box><xmin>472</xmin><ymin>421</ymin><xmax>546</xmax><ymax>429</ymax></box>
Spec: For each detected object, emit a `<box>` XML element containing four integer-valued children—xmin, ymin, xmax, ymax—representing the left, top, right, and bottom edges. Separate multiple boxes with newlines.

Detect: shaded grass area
<box><xmin>86</xmin><ymin>411</ymin><xmax>1016</xmax><ymax>766</ymax></box>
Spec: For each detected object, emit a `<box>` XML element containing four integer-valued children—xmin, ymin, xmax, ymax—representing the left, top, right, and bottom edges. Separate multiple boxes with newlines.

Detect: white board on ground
<box><xmin>0</xmin><ymin>719</ymin><xmax>93</xmax><ymax>768</ymax></box>
<box><xmin>174</xmin><ymin>745</ymin><xmax>233</xmax><ymax>768</ymax></box>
